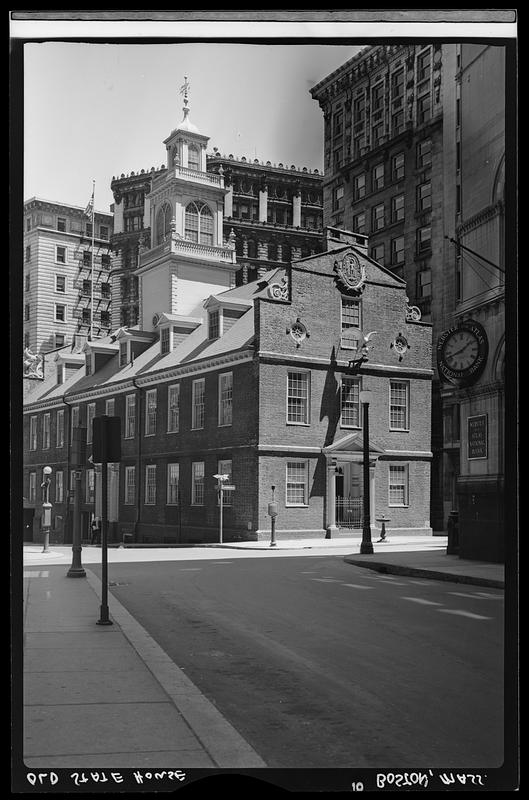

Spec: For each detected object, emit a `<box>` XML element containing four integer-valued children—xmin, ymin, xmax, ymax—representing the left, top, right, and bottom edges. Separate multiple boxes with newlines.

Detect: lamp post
<box><xmin>41</xmin><ymin>466</ymin><xmax>52</xmax><ymax>553</ymax></box>
<box><xmin>359</xmin><ymin>389</ymin><xmax>374</xmax><ymax>555</ymax></box>
<box><xmin>213</xmin><ymin>473</ymin><xmax>229</xmax><ymax>544</ymax></box>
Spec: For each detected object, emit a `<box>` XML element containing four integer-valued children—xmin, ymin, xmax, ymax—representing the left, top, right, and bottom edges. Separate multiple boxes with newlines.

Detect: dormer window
<box><xmin>119</xmin><ymin>341</ymin><xmax>128</xmax><ymax>367</ymax></box>
<box><xmin>161</xmin><ymin>327</ymin><xmax>170</xmax><ymax>354</ymax></box>
<box><xmin>185</xmin><ymin>202</ymin><xmax>213</xmax><ymax>245</ymax></box>
<box><xmin>208</xmin><ymin>309</ymin><xmax>220</xmax><ymax>340</ymax></box>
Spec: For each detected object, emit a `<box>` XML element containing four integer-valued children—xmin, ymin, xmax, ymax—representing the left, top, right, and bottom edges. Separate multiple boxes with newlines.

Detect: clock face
<box><xmin>443</xmin><ymin>329</ymin><xmax>479</xmax><ymax>371</ymax></box>
<box><xmin>437</xmin><ymin>320</ymin><xmax>488</xmax><ymax>386</ymax></box>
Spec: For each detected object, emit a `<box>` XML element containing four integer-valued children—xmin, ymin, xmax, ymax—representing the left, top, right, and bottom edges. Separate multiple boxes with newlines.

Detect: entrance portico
<box><xmin>323</xmin><ymin>432</ymin><xmax>385</xmax><ymax>537</ymax></box>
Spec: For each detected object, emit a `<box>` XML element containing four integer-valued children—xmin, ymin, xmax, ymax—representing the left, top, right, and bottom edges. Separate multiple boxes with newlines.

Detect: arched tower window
<box><xmin>188</xmin><ymin>144</ymin><xmax>200</xmax><ymax>171</ymax></box>
<box><xmin>185</xmin><ymin>202</ymin><xmax>213</xmax><ymax>245</ymax></box>
<box><xmin>156</xmin><ymin>202</ymin><xmax>172</xmax><ymax>245</ymax></box>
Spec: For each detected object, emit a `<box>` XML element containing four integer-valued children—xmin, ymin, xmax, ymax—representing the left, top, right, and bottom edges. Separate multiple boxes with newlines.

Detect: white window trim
<box><xmin>340</xmin><ymin>377</ymin><xmax>362</xmax><ymax>430</ymax></box>
<box><xmin>286</xmin><ymin>370</ymin><xmax>311</xmax><ymax>426</ymax></box>
<box><xmin>124</xmin><ymin>465</ymin><xmax>135</xmax><ymax>505</ymax></box>
<box><xmin>86</xmin><ymin>403</ymin><xmax>96</xmax><ymax>444</ymax></box>
<box><xmin>389</xmin><ymin>380</ymin><xmax>410</xmax><ymax>431</ymax></box>
<box><xmin>56</xmin><ymin>409</ymin><xmax>65</xmax><ymax>447</ymax></box>
<box><xmin>191</xmin><ymin>378</ymin><xmax>205</xmax><ymax>430</ymax></box>
<box><xmin>125</xmin><ymin>394</ymin><xmax>136</xmax><ymax>439</ymax></box>
<box><xmin>55</xmin><ymin>470</ymin><xmax>64</xmax><ymax>503</ymax></box>
<box><xmin>218</xmin><ymin>371</ymin><xmax>233</xmax><ymax>427</ymax></box>
<box><xmin>388</xmin><ymin>463</ymin><xmax>410</xmax><ymax>507</ymax></box>
<box><xmin>105</xmin><ymin>398</ymin><xmax>115</xmax><ymax>417</ymax></box>
<box><xmin>285</xmin><ymin>459</ymin><xmax>309</xmax><ymax>507</ymax></box>
<box><xmin>29</xmin><ymin>416</ymin><xmax>38</xmax><ymax>451</ymax></box>
<box><xmin>167</xmin><ymin>384</ymin><xmax>180</xmax><ymax>433</ymax></box>
<box><xmin>191</xmin><ymin>461</ymin><xmax>205</xmax><ymax>506</ymax></box>
<box><xmin>144</xmin><ymin>389</ymin><xmax>157</xmax><ymax>436</ymax></box>
<box><xmin>144</xmin><ymin>464</ymin><xmax>157</xmax><ymax>505</ymax></box>
<box><xmin>54</xmin><ymin>303</ymin><xmax>67</xmax><ymax>323</ymax></box>
<box><xmin>55</xmin><ymin>245</ymin><xmax>67</xmax><ymax>264</ymax></box>
<box><xmin>70</xmin><ymin>406</ymin><xmax>79</xmax><ymax>439</ymax></box>
<box><xmin>166</xmin><ymin>463</ymin><xmax>180</xmax><ymax>506</ymax></box>
<box><xmin>28</xmin><ymin>471</ymin><xmax>37</xmax><ymax>502</ymax></box>
<box><xmin>55</xmin><ymin>275</ymin><xmax>66</xmax><ymax>293</ymax></box>
<box><xmin>340</xmin><ymin>297</ymin><xmax>362</xmax><ymax>351</ymax></box>
<box><xmin>217</xmin><ymin>459</ymin><xmax>233</xmax><ymax>506</ymax></box>
<box><xmin>42</xmin><ymin>413</ymin><xmax>51</xmax><ymax>450</ymax></box>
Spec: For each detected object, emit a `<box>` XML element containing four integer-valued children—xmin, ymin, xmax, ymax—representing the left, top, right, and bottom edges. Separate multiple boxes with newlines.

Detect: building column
<box><xmin>242</xmin><ymin>237</ymin><xmax>248</xmax><ymax>258</ymax></box>
<box><xmin>259</xmin><ymin>185</ymin><xmax>268</xmax><ymax>223</ymax></box>
<box><xmin>224</xmin><ymin>183</ymin><xmax>233</xmax><ymax>218</ymax></box>
<box><xmin>326</xmin><ymin>460</ymin><xmax>338</xmax><ymax>537</ymax></box>
<box><xmin>292</xmin><ymin>192</ymin><xmax>301</xmax><ymax>228</ymax></box>
<box><xmin>276</xmin><ymin>243</ymin><xmax>283</xmax><ymax>262</ymax></box>
<box><xmin>257</xmin><ymin>240</ymin><xmax>268</xmax><ymax>260</ymax></box>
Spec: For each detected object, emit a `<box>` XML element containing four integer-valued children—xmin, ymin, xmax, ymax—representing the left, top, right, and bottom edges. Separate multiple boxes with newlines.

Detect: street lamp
<box><xmin>213</xmin><ymin>473</ymin><xmax>229</xmax><ymax>544</ymax></box>
<box><xmin>41</xmin><ymin>466</ymin><xmax>52</xmax><ymax>553</ymax></box>
<box><xmin>359</xmin><ymin>390</ymin><xmax>374</xmax><ymax>555</ymax></box>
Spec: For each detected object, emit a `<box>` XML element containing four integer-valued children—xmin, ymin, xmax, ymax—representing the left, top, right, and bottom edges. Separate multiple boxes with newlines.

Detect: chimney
<box><xmin>324</xmin><ymin>226</ymin><xmax>368</xmax><ymax>254</ymax></box>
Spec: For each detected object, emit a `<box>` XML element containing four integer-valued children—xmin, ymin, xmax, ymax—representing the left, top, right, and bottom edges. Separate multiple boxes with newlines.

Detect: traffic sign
<box><xmin>222</xmin><ymin>485</ymin><xmax>236</xmax><ymax>491</ymax></box>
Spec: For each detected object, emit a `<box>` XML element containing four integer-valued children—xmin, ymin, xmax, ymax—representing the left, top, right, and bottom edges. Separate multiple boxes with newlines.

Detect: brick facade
<box><xmin>23</xmin><ymin>230</ymin><xmax>432</xmax><ymax>545</ymax></box>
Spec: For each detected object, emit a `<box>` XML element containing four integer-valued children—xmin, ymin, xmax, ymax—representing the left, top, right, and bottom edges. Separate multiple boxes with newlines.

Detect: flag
<box><xmin>84</xmin><ymin>190</ymin><xmax>94</xmax><ymax>219</ymax></box>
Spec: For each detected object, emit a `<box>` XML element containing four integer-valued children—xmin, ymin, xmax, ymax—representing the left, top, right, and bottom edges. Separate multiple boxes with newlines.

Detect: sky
<box><xmin>24</xmin><ymin>42</ymin><xmax>366</xmax><ymax>212</ymax></box>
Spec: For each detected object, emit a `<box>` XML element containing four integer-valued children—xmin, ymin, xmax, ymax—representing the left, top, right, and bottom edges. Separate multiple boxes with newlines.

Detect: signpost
<box><xmin>93</xmin><ymin>416</ymin><xmax>121</xmax><ymax>626</ymax></box>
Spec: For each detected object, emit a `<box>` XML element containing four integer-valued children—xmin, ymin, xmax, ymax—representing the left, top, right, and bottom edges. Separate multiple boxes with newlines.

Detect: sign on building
<box><xmin>468</xmin><ymin>414</ymin><xmax>488</xmax><ymax>460</ymax></box>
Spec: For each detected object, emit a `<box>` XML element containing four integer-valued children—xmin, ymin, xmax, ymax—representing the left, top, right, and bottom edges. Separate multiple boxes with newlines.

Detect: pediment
<box><xmin>322</xmin><ymin>431</ymin><xmax>386</xmax><ymax>455</ymax></box>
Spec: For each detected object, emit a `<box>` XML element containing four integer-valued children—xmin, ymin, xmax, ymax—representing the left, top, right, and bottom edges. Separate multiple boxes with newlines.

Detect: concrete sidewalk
<box><xmin>343</xmin><ymin>550</ymin><xmax>505</xmax><ymax>588</ymax></box>
<box><xmin>23</xmin><ymin>565</ymin><xmax>267</xmax><ymax>768</ymax></box>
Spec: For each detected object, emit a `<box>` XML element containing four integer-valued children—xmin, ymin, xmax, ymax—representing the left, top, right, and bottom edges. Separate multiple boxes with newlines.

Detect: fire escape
<box><xmin>73</xmin><ymin>234</ymin><xmax>112</xmax><ymax>338</ymax></box>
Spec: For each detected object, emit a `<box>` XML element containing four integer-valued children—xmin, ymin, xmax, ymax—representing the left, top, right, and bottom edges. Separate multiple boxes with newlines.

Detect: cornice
<box><xmin>456</xmin><ymin>202</ymin><xmax>503</xmax><ymax>237</ymax></box>
<box><xmin>258</xmin><ymin>350</ymin><xmax>433</xmax><ymax>378</ymax></box>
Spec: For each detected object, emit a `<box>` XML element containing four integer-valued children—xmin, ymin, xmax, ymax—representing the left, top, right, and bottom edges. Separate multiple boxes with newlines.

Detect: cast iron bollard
<box><xmin>446</xmin><ymin>510</ymin><xmax>459</xmax><ymax>555</ymax></box>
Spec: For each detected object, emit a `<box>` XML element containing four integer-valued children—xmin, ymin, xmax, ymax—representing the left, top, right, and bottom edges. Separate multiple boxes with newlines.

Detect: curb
<box><xmin>343</xmin><ymin>557</ymin><xmax>505</xmax><ymax>589</ymax></box>
<box><xmin>84</xmin><ymin>569</ymin><xmax>267</xmax><ymax>768</ymax></box>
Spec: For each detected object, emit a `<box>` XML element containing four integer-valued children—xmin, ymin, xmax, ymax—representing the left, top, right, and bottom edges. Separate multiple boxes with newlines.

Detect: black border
<box><xmin>10</xmin><ymin>24</ymin><xmax>519</xmax><ymax>795</ymax></box>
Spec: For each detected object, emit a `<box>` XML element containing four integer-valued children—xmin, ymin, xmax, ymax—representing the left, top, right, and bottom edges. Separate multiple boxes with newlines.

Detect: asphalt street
<box><xmin>90</xmin><ymin>554</ymin><xmax>504</xmax><ymax>769</ymax></box>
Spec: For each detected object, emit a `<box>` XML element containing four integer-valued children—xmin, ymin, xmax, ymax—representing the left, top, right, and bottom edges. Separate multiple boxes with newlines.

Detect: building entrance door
<box><xmin>336</xmin><ymin>462</ymin><xmax>363</xmax><ymax>529</ymax></box>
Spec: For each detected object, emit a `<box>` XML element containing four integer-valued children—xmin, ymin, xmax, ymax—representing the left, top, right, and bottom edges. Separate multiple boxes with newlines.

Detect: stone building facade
<box><xmin>23</xmin><ymin>198</ymin><xmax>113</xmax><ymax>356</ymax></box>
<box><xmin>437</xmin><ymin>44</ymin><xmax>506</xmax><ymax>562</ymax></box>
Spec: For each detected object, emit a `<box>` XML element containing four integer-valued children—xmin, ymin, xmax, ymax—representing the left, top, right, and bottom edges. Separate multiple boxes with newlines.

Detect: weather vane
<box><xmin>180</xmin><ymin>76</ymin><xmax>191</xmax><ymax>114</ymax></box>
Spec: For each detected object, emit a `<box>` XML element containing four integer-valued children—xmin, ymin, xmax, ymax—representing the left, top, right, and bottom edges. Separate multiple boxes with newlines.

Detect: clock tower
<box><xmin>135</xmin><ymin>77</ymin><xmax>237</xmax><ymax>331</ymax></box>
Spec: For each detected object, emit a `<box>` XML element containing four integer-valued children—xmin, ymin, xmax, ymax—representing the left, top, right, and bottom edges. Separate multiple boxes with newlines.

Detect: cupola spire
<box><xmin>180</xmin><ymin>75</ymin><xmax>191</xmax><ymax>121</ymax></box>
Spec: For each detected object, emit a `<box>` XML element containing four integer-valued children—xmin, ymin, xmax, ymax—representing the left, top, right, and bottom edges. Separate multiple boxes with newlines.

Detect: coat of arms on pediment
<box><xmin>334</xmin><ymin>252</ymin><xmax>366</xmax><ymax>294</ymax></box>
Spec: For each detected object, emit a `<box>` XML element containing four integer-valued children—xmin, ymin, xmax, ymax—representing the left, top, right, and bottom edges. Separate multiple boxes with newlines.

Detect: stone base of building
<box><xmin>254</xmin><ymin>526</ymin><xmax>433</xmax><ymax>541</ymax></box>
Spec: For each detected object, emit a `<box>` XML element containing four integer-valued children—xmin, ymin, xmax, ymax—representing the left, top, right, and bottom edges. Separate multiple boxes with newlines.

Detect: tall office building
<box><xmin>310</xmin><ymin>42</ymin><xmax>507</xmax><ymax>560</ymax></box>
<box><xmin>23</xmin><ymin>198</ymin><xmax>113</xmax><ymax>356</ymax></box>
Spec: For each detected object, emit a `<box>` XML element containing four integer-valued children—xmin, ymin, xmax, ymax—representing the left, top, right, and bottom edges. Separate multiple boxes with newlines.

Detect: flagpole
<box><xmin>90</xmin><ymin>180</ymin><xmax>95</xmax><ymax>342</ymax></box>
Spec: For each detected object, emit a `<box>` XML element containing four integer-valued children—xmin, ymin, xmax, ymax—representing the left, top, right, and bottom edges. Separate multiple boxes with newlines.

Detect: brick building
<box><xmin>23</xmin><ymin>225</ymin><xmax>432</xmax><ymax>545</ymax></box>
